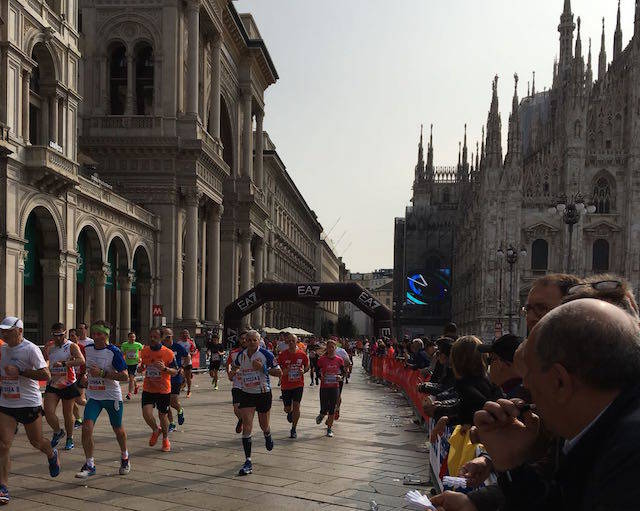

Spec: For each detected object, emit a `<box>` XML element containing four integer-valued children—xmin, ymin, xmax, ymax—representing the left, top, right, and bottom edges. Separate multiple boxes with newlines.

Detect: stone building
<box><xmin>395</xmin><ymin>0</ymin><xmax>640</xmax><ymax>341</ymax></box>
<box><xmin>0</xmin><ymin>0</ymin><xmax>338</xmax><ymax>343</ymax></box>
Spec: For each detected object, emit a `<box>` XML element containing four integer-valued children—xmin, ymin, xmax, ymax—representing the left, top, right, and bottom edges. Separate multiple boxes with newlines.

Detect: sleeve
<box><xmin>467</xmin><ymin>485</ymin><xmax>506</xmax><ymax>511</ymax></box>
<box><xmin>166</xmin><ymin>352</ymin><xmax>177</xmax><ymax>368</ymax></box>
<box><xmin>136</xmin><ymin>342</ymin><xmax>144</xmax><ymax>351</ymax></box>
<box><xmin>265</xmin><ymin>349</ymin><xmax>276</xmax><ymax>369</ymax></box>
<box><xmin>30</xmin><ymin>344</ymin><xmax>48</xmax><ymax>370</ymax></box>
<box><xmin>110</xmin><ymin>347</ymin><xmax>127</xmax><ymax>372</ymax></box>
<box><xmin>302</xmin><ymin>353</ymin><xmax>309</xmax><ymax>366</ymax></box>
<box><xmin>277</xmin><ymin>353</ymin><xmax>283</xmax><ymax>366</ymax></box>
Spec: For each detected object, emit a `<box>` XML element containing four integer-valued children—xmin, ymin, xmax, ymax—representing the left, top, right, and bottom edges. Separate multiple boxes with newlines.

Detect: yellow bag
<box><xmin>446</xmin><ymin>425</ymin><xmax>479</xmax><ymax>477</ymax></box>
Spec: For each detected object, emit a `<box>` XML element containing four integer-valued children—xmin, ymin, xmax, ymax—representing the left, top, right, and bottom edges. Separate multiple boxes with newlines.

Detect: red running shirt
<box><xmin>317</xmin><ymin>355</ymin><xmax>344</xmax><ymax>388</ymax></box>
<box><xmin>277</xmin><ymin>349</ymin><xmax>309</xmax><ymax>390</ymax></box>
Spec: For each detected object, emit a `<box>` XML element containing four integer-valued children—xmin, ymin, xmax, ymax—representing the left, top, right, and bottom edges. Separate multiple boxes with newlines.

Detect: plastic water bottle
<box><xmin>369</xmin><ymin>500</ymin><xmax>378</xmax><ymax>511</ymax></box>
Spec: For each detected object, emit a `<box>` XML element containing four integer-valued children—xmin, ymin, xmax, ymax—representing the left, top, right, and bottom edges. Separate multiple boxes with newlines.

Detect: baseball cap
<box><xmin>0</xmin><ymin>317</ymin><xmax>23</xmax><ymax>330</ymax></box>
<box><xmin>478</xmin><ymin>334</ymin><xmax>522</xmax><ymax>363</ymax></box>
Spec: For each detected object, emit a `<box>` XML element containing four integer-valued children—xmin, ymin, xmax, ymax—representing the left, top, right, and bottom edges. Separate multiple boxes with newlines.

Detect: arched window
<box><xmin>531</xmin><ymin>239</ymin><xmax>548</xmax><ymax>271</ymax></box>
<box><xmin>593</xmin><ymin>177</ymin><xmax>613</xmax><ymax>214</ymax></box>
<box><xmin>592</xmin><ymin>239</ymin><xmax>610</xmax><ymax>272</ymax></box>
<box><xmin>135</xmin><ymin>43</ymin><xmax>154</xmax><ymax>115</ymax></box>
<box><xmin>109</xmin><ymin>44</ymin><xmax>127</xmax><ymax>115</ymax></box>
<box><xmin>220</xmin><ymin>96</ymin><xmax>233</xmax><ymax>170</ymax></box>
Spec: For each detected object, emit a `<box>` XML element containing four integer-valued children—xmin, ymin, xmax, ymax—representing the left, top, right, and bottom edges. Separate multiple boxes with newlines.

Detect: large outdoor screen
<box><xmin>406</xmin><ymin>269</ymin><xmax>451</xmax><ymax>306</ymax></box>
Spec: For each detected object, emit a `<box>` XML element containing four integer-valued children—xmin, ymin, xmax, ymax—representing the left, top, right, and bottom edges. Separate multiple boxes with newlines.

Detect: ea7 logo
<box><xmin>237</xmin><ymin>292</ymin><xmax>258</xmax><ymax>311</ymax></box>
<box><xmin>297</xmin><ymin>285</ymin><xmax>320</xmax><ymax>297</ymax></box>
<box><xmin>357</xmin><ymin>292</ymin><xmax>381</xmax><ymax>309</ymax></box>
<box><xmin>226</xmin><ymin>327</ymin><xmax>238</xmax><ymax>345</ymax></box>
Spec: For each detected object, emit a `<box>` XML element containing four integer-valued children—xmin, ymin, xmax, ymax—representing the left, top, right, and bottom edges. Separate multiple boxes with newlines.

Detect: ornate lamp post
<box><xmin>548</xmin><ymin>192</ymin><xmax>596</xmax><ymax>273</ymax></box>
<box><xmin>498</xmin><ymin>244</ymin><xmax>527</xmax><ymax>334</ymax></box>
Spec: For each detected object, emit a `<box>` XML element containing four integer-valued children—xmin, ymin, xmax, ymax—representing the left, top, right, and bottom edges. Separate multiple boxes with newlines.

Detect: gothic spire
<box><xmin>415</xmin><ymin>124</ymin><xmax>425</xmax><ymax>181</ymax></box>
<box><xmin>475</xmin><ymin>141</ymin><xmax>480</xmax><ymax>174</ymax></box>
<box><xmin>426</xmin><ymin>124</ymin><xmax>434</xmax><ymax>178</ymax></box>
<box><xmin>485</xmin><ymin>76</ymin><xmax>503</xmax><ymax>168</ymax></box>
<box><xmin>463</xmin><ymin>123</ymin><xmax>468</xmax><ymax>166</ymax></box>
<box><xmin>575</xmin><ymin>16</ymin><xmax>582</xmax><ymax>59</ymax></box>
<box><xmin>614</xmin><ymin>0</ymin><xmax>623</xmax><ymax>57</ymax></box>
<box><xmin>506</xmin><ymin>73</ymin><xmax>522</xmax><ymax>167</ymax></box>
<box><xmin>636</xmin><ymin>0</ymin><xmax>640</xmax><ymax>42</ymax></box>
<box><xmin>458</xmin><ymin>141</ymin><xmax>461</xmax><ymax>167</ymax></box>
<box><xmin>531</xmin><ymin>71</ymin><xmax>536</xmax><ymax>96</ymax></box>
<box><xmin>586</xmin><ymin>37</ymin><xmax>593</xmax><ymax>85</ymax></box>
<box><xmin>599</xmin><ymin>17</ymin><xmax>607</xmax><ymax>81</ymax></box>
<box><xmin>559</xmin><ymin>0</ymin><xmax>575</xmax><ymax>74</ymax></box>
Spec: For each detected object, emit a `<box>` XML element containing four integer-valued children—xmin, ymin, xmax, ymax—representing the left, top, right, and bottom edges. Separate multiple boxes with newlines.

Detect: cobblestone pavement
<box><xmin>7</xmin><ymin>359</ymin><xmax>432</xmax><ymax>510</ymax></box>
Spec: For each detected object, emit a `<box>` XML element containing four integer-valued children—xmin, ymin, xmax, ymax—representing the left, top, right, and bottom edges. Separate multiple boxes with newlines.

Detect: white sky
<box><xmin>235</xmin><ymin>0</ymin><xmax>635</xmax><ymax>272</ymax></box>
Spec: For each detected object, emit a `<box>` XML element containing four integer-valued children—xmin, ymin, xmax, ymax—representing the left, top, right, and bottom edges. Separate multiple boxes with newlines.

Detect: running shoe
<box><xmin>290</xmin><ymin>428</ymin><xmax>297</xmax><ymax>439</ymax></box>
<box><xmin>161</xmin><ymin>438</ymin><xmax>171</xmax><ymax>452</ymax></box>
<box><xmin>310</xmin><ymin>381</ymin><xmax>314</xmax><ymax>387</ymax></box>
<box><xmin>51</xmin><ymin>429</ymin><xmax>65</xmax><ymax>448</ymax></box>
<box><xmin>119</xmin><ymin>457</ymin><xmax>130</xmax><ymax>475</ymax></box>
<box><xmin>149</xmin><ymin>428</ymin><xmax>161</xmax><ymax>446</ymax></box>
<box><xmin>48</xmin><ymin>449</ymin><xmax>60</xmax><ymax>477</ymax></box>
<box><xmin>265</xmin><ymin>434</ymin><xmax>274</xmax><ymax>451</ymax></box>
<box><xmin>238</xmin><ymin>459</ymin><xmax>253</xmax><ymax>476</ymax></box>
<box><xmin>326</xmin><ymin>428</ymin><xmax>334</xmax><ymax>438</ymax></box>
<box><xmin>126</xmin><ymin>393</ymin><xmax>132</xmax><ymax>400</ymax></box>
<box><xmin>214</xmin><ymin>384</ymin><xmax>218</xmax><ymax>390</ymax></box>
<box><xmin>74</xmin><ymin>418</ymin><xmax>83</xmax><ymax>429</ymax></box>
<box><xmin>0</xmin><ymin>484</ymin><xmax>9</xmax><ymax>504</ymax></box>
<box><xmin>235</xmin><ymin>418</ymin><xmax>243</xmax><ymax>434</ymax></box>
<box><xmin>65</xmin><ymin>437</ymin><xmax>74</xmax><ymax>451</ymax></box>
<box><xmin>178</xmin><ymin>408</ymin><xmax>185</xmax><ymax>425</ymax></box>
<box><xmin>168</xmin><ymin>423</ymin><xmax>176</xmax><ymax>433</ymax></box>
<box><xmin>315</xmin><ymin>413</ymin><xmax>325</xmax><ymax>424</ymax></box>
<box><xmin>286</xmin><ymin>412</ymin><xmax>293</xmax><ymax>423</ymax></box>
<box><xmin>75</xmin><ymin>463</ymin><xmax>96</xmax><ymax>479</ymax></box>
<box><xmin>186</xmin><ymin>391</ymin><xmax>191</xmax><ymax>398</ymax></box>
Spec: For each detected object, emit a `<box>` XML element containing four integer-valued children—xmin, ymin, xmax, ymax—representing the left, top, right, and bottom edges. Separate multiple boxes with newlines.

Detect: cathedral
<box><xmin>394</xmin><ymin>0</ymin><xmax>640</xmax><ymax>340</ymax></box>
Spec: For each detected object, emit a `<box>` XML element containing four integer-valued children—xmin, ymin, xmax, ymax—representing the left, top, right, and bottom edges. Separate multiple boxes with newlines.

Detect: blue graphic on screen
<box><xmin>406</xmin><ymin>269</ymin><xmax>451</xmax><ymax>306</ymax></box>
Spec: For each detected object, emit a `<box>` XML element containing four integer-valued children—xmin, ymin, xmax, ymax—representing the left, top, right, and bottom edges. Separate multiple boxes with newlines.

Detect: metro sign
<box><xmin>237</xmin><ymin>292</ymin><xmax>258</xmax><ymax>311</ymax></box>
<box><xmin>152</xmin><ymin>304</ymin><xmax>163</xmax><ymax>317</ymax></box>
<box><xmin>297</xmin><ymin>285</ymin><xmax>320</xmax><ymax>297</ymax></box>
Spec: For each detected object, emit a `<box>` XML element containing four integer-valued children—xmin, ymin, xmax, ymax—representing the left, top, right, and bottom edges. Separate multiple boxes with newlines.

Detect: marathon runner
<box><xmin>206</xmin><ymin>334</ymin><xmax>225</xmax><ymax>390</ymax></box>
<box><xmin>308</xmin><ymin>341</ymin><xmax>320</xmax><ymax>386</ymax></box>
<box><xmin>277</xmin><ymin>333</ymin><xmax>309</xmax><ymax>439</ymax></box>
<box><xmin>139</xmin><ymin>327</ymin><xmax>178</xmax><ymax>452</ymax></box>
<box><xmin>177</xmin><ymin>330</ymin><xmax>196</xmax><ymax>397</ymax></box>
<box><xmin>334</xmin><ymin>341</ymin><xmax>353</xmax><ymax>420</ymax></box>
<box><xmin>68</xmin><ymin>328</ymin><xmax>86</xmax><ymax>429</ymax></box>
<box><xmin>161</xmin><ymin>328</ymin><xmax>188</xmax><ymax>432</ymax></box>
<box><xmin>76</xmin><ymin>322</ymin><xmax>93</xmax><ymax>348</ymax></box>
<box><xmin>120</xmin><ymin>332</ymin><xmax>143</xmax><ymax>400</ymax></box>
<box><xmin>316</xmin><ymin>339</ymin><xmax>345</xmax><ymax>437</ymax></box>
<box><xmin>44</xmin><ymin>322</ymin><xmax>85</xmax><ymax>451</ymax></box>
<box><xmin>230</xmin><ymin>330</ymin><xmax>281</xmax><ymax>475</ymax></box>
<box><xmin>226</xmin><ymin>332</ymin><xmax>247</xmax><ymax>434</ymax></box>
<box><xmin>0</xmin><ymin>316</ymin><xmax>60</xmax><ymax>504</ymax></box>
<box><xmin>75</xmin><ymin>320</ymin><xmax>130</xmax><ymax>478</ymax></box>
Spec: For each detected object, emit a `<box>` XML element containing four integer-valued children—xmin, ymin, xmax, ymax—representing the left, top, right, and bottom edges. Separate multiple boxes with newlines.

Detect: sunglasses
<box><xmin>51</xmin><ymin>332</ymin><xmax>66</xmax><ymax>337</ymax></box>
<box><xmin>567</xmin><ymin>280</ymin><xmax>622</xmax><ymax>295</ymax></box>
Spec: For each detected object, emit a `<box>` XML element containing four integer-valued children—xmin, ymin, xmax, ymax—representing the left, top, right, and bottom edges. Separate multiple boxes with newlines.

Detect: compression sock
<box><xmin>242</xmin><ymin>435</ymin><xmax>252</xmax><ymax>459</ymax></box>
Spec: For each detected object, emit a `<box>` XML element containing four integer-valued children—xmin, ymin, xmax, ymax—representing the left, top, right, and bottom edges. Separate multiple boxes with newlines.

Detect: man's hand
<box><xmin>153</xmin><ymin>360</ymin><xmax>166</xmax><ymax>371</ymax></box>
<box><xmin>474</xmin><ymin>399</ymin><xmax>540</xmax><ymax>471</ymax></box>
<box><xmin>88</xmin><ymin>365</ymin><xmax>102</xmax><ymax>377</ymax></box>
<box><xmin>431</xmin><ymin>491</ymin><xmax>477</xmax><ymax>511</ymax></box>
<box><xmin>52</xmin><ymin>361</ymin><xmax>63</xmax><ymax>368</ymax></box>
<box><xmin>252</xmin><ymin>359</ymin><xmax>263</xmax><ymax>371</ymax></box>
<box><xmin>459</xmin><ymin>456</ymin><xmax>493</xmax><ymax>488</ymax></box>
<box><xmin>430</xmin><ymin>416</ymin><xmax>448</xmax><ymax>443</ymax></box>
<box><xmin>4</xmin><ymin>365</ymin><xmax>19</xmax><ymax>377</ymax></box>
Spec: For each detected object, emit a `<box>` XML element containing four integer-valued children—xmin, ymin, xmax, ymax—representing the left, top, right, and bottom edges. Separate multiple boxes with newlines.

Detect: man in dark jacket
<box><xmin>479</xmin><ymin>334</ymin><xmax>526</xmax><ymax>400</ymax></box>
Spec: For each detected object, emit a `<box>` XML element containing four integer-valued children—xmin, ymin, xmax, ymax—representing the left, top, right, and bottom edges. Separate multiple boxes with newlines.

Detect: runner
<box><xmin>308</xmin><ymin>340</ymin><xmax>320</xmax><ymax>387</ymax></box>
<box><xmin>226</xmin><ymin>332</ymin><xmax>248</xmax><ymax>434</ymax></box>
<box><xmin>229</xmin><ymin>330</ymin><xmax>281</xmax><ymax>475</ymax></box>
<box><xmin>120</xmin><ymin>332</ymin><xmax>143</xmax><ymax>400</ymax></box>
<box><xmin>334</xmin><ymin>341</ymin><xmax>353</xmax><ymax>420</ymax></box>
<box><xmin>277</xmin><ymin>333</ymin><xmax>309</xmax><ymax>439</ymax></box>
<box><xmin>206</xmin><ymin>334</ymin><xmax>225</xmax><ymax>390</ymax></box>
<box><xmin>76</xmin><ymin>322</ymin><xmax>93</xmax><ymax>348</ymax></box>
<box><xmin>75</xmin><ymin>320</ymin><xmax>130</xmax><ymax>479</ymax></box>
<box><xmin>161</xmin><ymin>328</ymin><xmax>188</xmax><ymax>432</ymax></box>
<box><xmin>0</xmin><ymin>316</ymin><xmax>60</xmax><ymax>504</ymax></box>
<box><xmin>316</xmin><ymin>339</ymin><xmax>345</xmax><ymax>438</ymax></box>
<box><xmin>43</xmin><ymin>322</ymin><xmax>85</xmax><ymax>451</ymax></box>
<box><xmin>177</xmin><ymin>329</ymin><xmax>196</xmax><ymax>397</ymax></box>
<box><xmin>68</xmin><ymin>328</ymin><xmax>87</xmax><ymax>429</ymax></box>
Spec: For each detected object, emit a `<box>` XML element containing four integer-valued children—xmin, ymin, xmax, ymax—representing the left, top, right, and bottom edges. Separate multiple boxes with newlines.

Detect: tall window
<box><xmin>135</xmin><ymin>43</ymin><xmax>154</xmax><ymax>115</ymax></box>
<box><xmin>593</xmin><ymin>177</ymin><xmax>612</xmax><ymax>214</ymax></box>
<box><xmin>531</xmin><ymin>239</ymin><xmax>548</xmax><ymax>271</ymax></box>
<box><xmin>109</xmin><ymin>44</ymin><xmax>127</xmax><ymax>115</ymax></box>
<box><xmin>592</xmin><ymin>239</ymin><xmax>610</xmax><ymax>272</ymax></box>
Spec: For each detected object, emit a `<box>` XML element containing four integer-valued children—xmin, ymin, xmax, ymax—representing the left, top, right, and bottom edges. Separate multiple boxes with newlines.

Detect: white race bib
<box><xmin>88</xmin><ymin>376</ymin><xmax>105</xmax><ymax>391</ymax></box>
<box><xmin>325</xmin><ymin>374</ymin><xmax>338</xmax><ymax>384</ymax></box>
<box><xmin>146</xmin><ymin>366</ymin><xmax>161</xmax><ymax>379</ymax></box>
<box><xmin>243</xmin><ymin>370</ymin><xmax>260</xmax><ymax>388</ymax></box>
<box><xmin>126</xmin><ymin>350</ymin><xmax>138</xmax><ymax>360</ymax></box>
<box><xmin>1</xmin><ymin>377</ymin><xmax>20</xmax><ymax>399</ymax></box>
<box><xmin>288</xmin><ymin>367</ymin><xmax>301</xmax><ymax>380</ymax></box>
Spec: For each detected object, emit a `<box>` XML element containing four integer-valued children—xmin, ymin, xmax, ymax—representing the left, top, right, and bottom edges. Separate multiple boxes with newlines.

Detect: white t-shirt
<box><xmin>177</xmin><ymin>339</ymin><xmax>192</xmax><ymax>365</ymax></box>
<box><xmin>77</xmin><ymin>336</ymin><xmax>93</xmax><ymax>348</ymax></box>
<box><xmin>0</xmin><ymin>339</ymin><xmax>47</xmax><ymax>408</ymax></box>
<box><xmin>336</xmin><ymin>347</ymin><xmax>352</xmax><ymax>367</ymax></box>
<box><xmin>234</xmin><ymin>347</ymin><xmax>278</xmax><ymax>394</ymax></box>
<box><xmin>84</xmin><ymin>343</ymin><xmax>126</xmax><ymax>401</ymax></box>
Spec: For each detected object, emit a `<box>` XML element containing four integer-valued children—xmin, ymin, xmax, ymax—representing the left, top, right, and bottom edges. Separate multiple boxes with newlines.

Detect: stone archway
<box><xmin>131</xmin><ymin>245</ymin><xmax>152</xmax><ymax>339</ymax></box>
<box><xmin>23</xmin><ymin>206</ymin><xmax>61</xmax><ymax>344</ymax></box>
<box><xmin>105</xmin><ymin>236</ymin><xmax>129</xmax><ymax>343</ymax></box>
<box><xmin>76</xmin><ymin>225</ymin><xmax>104</xmax><ymax>327</ymax></box>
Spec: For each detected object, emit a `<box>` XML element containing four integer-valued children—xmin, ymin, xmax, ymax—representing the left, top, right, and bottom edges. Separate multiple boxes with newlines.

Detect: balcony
<box><xmin>0</xmin><ymin>124</ymin><xmax>13</xmax><ymax>156</ymax></box>
<box><xmin>25</xmin><ymin>145</ymin><xmax>79</xmax><ymax>194</ymax></box>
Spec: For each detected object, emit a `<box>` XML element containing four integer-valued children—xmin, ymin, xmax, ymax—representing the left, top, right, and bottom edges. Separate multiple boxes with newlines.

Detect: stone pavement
<box><xmin>7</xmin><ymin>360</ymin><xmax>432</xmax><ymax>510</ymax></box>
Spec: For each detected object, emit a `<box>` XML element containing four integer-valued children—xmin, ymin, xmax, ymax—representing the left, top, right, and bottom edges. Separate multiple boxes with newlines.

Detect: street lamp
<box><xmin>497</xmin><ymin>244</ymin><xmax>526</xmax><ymax>334</ymax></box>
<box><xmin>548</xmin><ymin>192</ymin><xmax>596</xmax><ymax>273</ymax></box>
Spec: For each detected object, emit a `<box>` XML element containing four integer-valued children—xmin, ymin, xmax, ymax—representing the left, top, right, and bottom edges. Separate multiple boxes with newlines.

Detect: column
<box><xmin>210</xmin><ymin>35</ymin><xmax>221</xmax><ymax>138</ymax></box>
<box><xmin>41</xmin><ymin>91</ymin><xmax>49</xmax><ymax>145</ymax></box>
<box><xmin>239</xmin><ymin>230</ymin><xmax>252</xmax><ymax>294</ymax></box>
<box><xmin>22</xmin><ymin>70</ymin><xmax>30</xmax><ymax>142</ymax></box>
<box><xmin>183</xmin><ymin>188</ymin><xmax>200</xmax><ymax>322</ymax></box>
<box><xmin>118</xmin><ymin>271</ymin><xmax>133</xmax><ymax>342</ymax></box>
<box><xmin>254</xmin><ymin>110</ymin><xmax>264</xmax><ymax>188</ymax></box>
<box><xmin>186</xmin><ymin>0</ymin><xmax>200</xmax><ymax>116</ymax></box>
<box><xmin>92</xmin><ymin>265</ymin><xmax>108</xmax><ymax>320</ymax></box>
<box><xmin>100</xmin><ymin>56</ymin><xmax>108</xmax><ymax>114</ymax></box>
<box><xmin>126</xmin><ymin>53</ymin><xmax>134</xmax><ymax>115</ymax></box>
<box><xmin>241</xmin><ymin>90</ymin><xmax>253</xmax><ymax>179</ymax></box>
<box><xmin>252</xmin><ymin>238</ymin><xmax>264</xmax><ymax>328</ymax></box>
<box><xmin>199</xmin><ymin>211</ymin><xmax>207</xmax><ymax>320</ymax></box>
<box><xmin>137</xmin><ymin>280</ymin><xmax>152</xmax><ymax>334</ymax></box>
<box><xmin>50</xmin><ymin>95</ymin><xmax>58</xmax><ymax>144</ymax></box>
<box><xmin>206</xmin><ymin>204</ymin><xmax>222</xmax><ymax>323</ymax></box>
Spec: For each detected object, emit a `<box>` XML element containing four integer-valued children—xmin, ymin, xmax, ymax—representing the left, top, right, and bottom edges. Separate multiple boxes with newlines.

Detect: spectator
<box><xmin>406</xmin><ymin>339</ymin><xmax>429</xmax><ymax>370</ymax></box>
<box><xmin>562</xmin><ymin>273</ymin><xmax>639</xmax><ymax>320</ymax></box>
<box><xmin>479</xmin><ymin>334</ymin><xmax>526</xmax><ymax>399</ymax></box>
<box><xmin>443</xmin><ymin>322</ymin><xmax>458</xmax><ymax>339</ymax></box>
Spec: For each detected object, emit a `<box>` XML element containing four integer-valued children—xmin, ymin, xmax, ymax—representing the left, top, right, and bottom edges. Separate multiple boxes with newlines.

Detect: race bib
<box><xmin>288</xmin><ymin>367</ymin><xmax>301</xmax><ymax>380</ymax></box>
<box><xmin>324</xmin><ymin>374</ymin><xmax>338</xmax><ymax>384</ymax></box>
<box><xmin>126</xmin><ymin>350</ymin><xmax>138</xmax><ymax>361</ymax></box>
<box><xmin>88</xmin><ymin>376</ymin><xmax>106</xmax><ymax>391</ymax></box>
<box><xmin>146</xmin><ymin>366</ymin><xmax>161</xmax><ymax>379</ymax></box>
<box><xmin>243</xmin><ymin>370</ymin><xmax>260</xmax><ymax>388</ymax></box>
<box><xmin>212</xmin><ymin>353</ymin><xmax>220</xmax><ymax>361</ymax></box>
<box><xmin>1</xmin><ymin>377</ymin><xmax>20</xmax><ymax>399</ymax></box>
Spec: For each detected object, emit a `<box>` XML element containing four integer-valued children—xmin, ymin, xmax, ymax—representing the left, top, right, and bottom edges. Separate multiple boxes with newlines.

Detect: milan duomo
<box><xmin>394</xmin><ymin>1</ymin><xmax>640</xmax><ymax>340</ymax></box>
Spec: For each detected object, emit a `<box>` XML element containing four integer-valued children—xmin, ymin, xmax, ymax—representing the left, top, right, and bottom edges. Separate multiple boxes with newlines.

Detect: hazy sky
<box><xmin>235</xmin><ymin>0</ymin><xmax>635</xmax><ymax>272</ymax></box>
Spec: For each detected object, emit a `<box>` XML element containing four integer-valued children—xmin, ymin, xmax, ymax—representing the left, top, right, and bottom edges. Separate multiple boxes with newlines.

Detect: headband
<box><xmin>91</xmin><ymin>325</ymin><xmax>110</xmax><ymax>336</ymax></box>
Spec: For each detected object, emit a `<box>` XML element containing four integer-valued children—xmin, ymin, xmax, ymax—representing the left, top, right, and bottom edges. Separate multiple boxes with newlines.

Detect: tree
<box><xmin>321</xmin><ymin>320</ymin><xmax>335</xmax><ymax>338</ymax></box>
<box><xmin>336</xmin><ymin>315</ymin><xmax>357</xmax><ymax>338</ymax></box>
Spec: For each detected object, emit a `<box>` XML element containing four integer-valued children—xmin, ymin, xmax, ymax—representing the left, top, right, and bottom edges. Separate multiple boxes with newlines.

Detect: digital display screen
<box><xmin>406</xmin><ymin>269</ymin><xmax>451</xmax><ymax>306</ymax></box>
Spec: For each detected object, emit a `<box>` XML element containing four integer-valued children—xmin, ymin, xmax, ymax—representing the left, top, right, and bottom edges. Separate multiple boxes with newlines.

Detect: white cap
<box><xmin>0</xmin><ymin>317</ymin><xmax>23</xmax><ymax>330</ymax></box>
